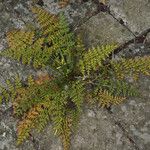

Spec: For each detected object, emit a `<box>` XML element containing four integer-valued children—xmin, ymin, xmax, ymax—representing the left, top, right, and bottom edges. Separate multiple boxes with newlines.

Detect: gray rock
<box><xmin>0</xmin><ymin>0</ymin><xmax>33</xmax><ymax>37</ymax></box>
<box><xmin>71</xmin><ymin>108</ymin><xmax>136</xmax><ymax>150</ymax></box>
<box><xmin>0</xmin><ymin>109</ymin><xmax>34</xmax><ymax>150</ymax></box>
<box><xmin>0</xmin><ymin>107</ymin><xmax>136</xmax><ymax>150</ymax></box>
<box><xmin>43</xmin><ymin>0</ymin><xmax>98</xmax><ymax>27</ymax></box>
<box><xmin>109</xmin><ymin>0</ymin><xmax>150</xmax><ymax>35</ymax></box>
<box><xmin>76</xmin><ymin>12</ymin><xmax>134</xmax><ymax>47</ymax></box>
<box><xmin>111</xmin><ymin>76</ymin><xmax>150</xmax><ymax>150</ymax></box>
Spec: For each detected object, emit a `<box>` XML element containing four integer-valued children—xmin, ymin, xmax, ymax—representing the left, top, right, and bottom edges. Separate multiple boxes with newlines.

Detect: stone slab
<box><xmin>109</xmin><ymin>0</ymin><xmax>150</xmax><ymax>35</ymax></box>
<box><xmin>0</xmin><ymin>0</ymin><xmax>33</xmax><ymax>37</ymax></box>
<box><xmin>43</xmin><ymin>0</ymin><xmax>98</xmax><ymax>27</ymax></box>
<box><xmin>110</xmin><ymin>76</ymin><xmax>150</xmax><ymax>150</ymax></box>
<box><xmin>76</xmin><ymin>12</ymin><xmax>134</xmax><ymax>48</ymax></box>
<box><xmin>0</xmin><ymin>107</ymin><xmax>137</xmax><ymax>150</ymax></box>
<box><xmin>71</xmin><ymin>108</ymin><xmax>136</xmax><ymax>150</ymax></box>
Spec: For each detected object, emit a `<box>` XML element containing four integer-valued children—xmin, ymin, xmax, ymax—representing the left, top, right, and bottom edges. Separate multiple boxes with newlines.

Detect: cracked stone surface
<box><xmin>41</xmin><ymin>0</ymin><xmax>99</xmax><ymax>31</ymax></box>
<box><xmin>0</xmin><ymin>0</ymin><xmax>150</xmax><ymax>150</ymax></box>
<box><xmin>76</xmin><ymin>12</ymin><xmax>134</xmax><ymax>47</ymax></box>
<box><xmin>71</xmin><ymin>108</ymin><xmax>136</xmax><ymax>150</ymax></box>
<box><xmin>110</xmin><ymin>77</ymin><xmax>150</xmax><ymax>150</ymax></box>
<box><xmin>108</xmin><ymin>0</ymin><xmax>150</xmax><ymax>35</ymax></box>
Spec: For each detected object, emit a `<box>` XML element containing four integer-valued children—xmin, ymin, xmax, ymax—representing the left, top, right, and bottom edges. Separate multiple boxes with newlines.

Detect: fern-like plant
<box><xmin>0</xmin><ymin>6</ymin><xmax>150</xmax><ymax>150</ymax></box>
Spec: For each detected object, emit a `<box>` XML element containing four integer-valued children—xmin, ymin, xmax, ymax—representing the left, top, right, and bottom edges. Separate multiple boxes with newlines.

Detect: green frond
<box><xmin>1</xmin><ymin>30</ymin><xmax>34</xmax><ymax>62</ymax></box>
<box><xmin>1</xmin><ymin>7</ymin><xmax>75</xmax><ymax>72</ymax></box>
<box><xmin>0</xmin><ymin>77</ymin><xmax>22</xmax><ymax>104</ymax></box>
<box><xmin>0</xmin><ymin>95</ymin><xmax>2</xmax><ymax>104</ymax></box>
<box><xmin>75</xmin><ymin>35</ymin><xmax>85</xmax><ymax>58</ymax></box>
<box><xmin>6</xmin><ymin>30</ymin><xmax>34</xmax><ymax>49</ymax></box>
<box><xmin>72</xmin><ymin>36</ymin><xmax>85</xmax><ymax>71</ymax></box>
<box><xmin>108</xmin><ymin>80</ymin><xmax>138</xmax><ymax>97</ymax></box>
<box><xmin>48</xmin><ymin>13</ymin><xmax>75</xmax><ymax>74</ymax></box>
<box><xmin>17</xmin><ymin>102</ymin><xmax>50</xmax><ymax>145</ymax></box>
<box><xmin>68</xmin><ymin>81</ymin><xmax>84</xmax><ymax>129</ymax></box>
<box><xmin>0</xmin><ymin>30</ymin><xmax>47</xmax><ymax>68</ymax></box>
<box><xmin>79</xmin><ymin>44</ymin><xmax>117</xmax><ymax>75</ymax></box>
<box><xmin>13</xmin><ymin>87</ymin><xmax>35</xmax><ymax>117</ymax></box>
<box><xmin>52</xmin><ymin>90</ymin><xmax>68</xmax><ymax>136</ymax></box>
<box><xmin>15</xmin><ymin>76</ymin><xmax>22</xmax><ymax>89</ymax></box>
<box><xmin>96</xmin><ymin>78</ymin><xmax>138</xmax><ymax>97</ymax></box>
<box><xmin>31</xmin><ymin>37</ymin><xmax>45</xmax><ymax>68</ymax></box>
<box><xmin>51</xmin><ymin>91</ymin><xmax>70</xmax><ymax>150</ymax></box>
<box><xmin>34</xmin><ymin>96</ymin><xmax>52</xmax><ymax>132</ymax></box>
<box><xmin>31</xmin><ymin>6</ymin><xmax>58</xmax><ymax>36</ymax></box>
<box><xmin>111</xmin><ymin>56</ymin><xmax>150</xmax><ymax>80</ymax></box>
<box><xmin>14</xmin><ymin>77</ymin><xmax>55</xmax><ymax>117</ymax></box>
<box><xmin>95</xmin><ymin>89</ymin><xmax>126</xmax><ymax>108</ymax></box>
<box><xmin>32</xmin><ymin>7</ymin><xmax>75</xmax><ymax>73</ymax></box>
<box><xmin>69</xmin><ymin>81</ymin><xmax>84</xmax><ymax>111</ymax></box>
<box><xmin>27</xmin><ymin>75</ymin><xmax>35</xmax><ymax>87</ymax></box>
<box><xmin>51</xmin><ymin>81</ymin><xmax>84</xmax><ymax>150</ymax></box>
<box><xmin>61</xmin><ymin>116</ymin><xmax>72</xmax><ymax>150</ymax></box>
<box><xmin>34</xmin><ymin>105</ymin><xmax>51</xmax><ymax>132</ymax></box>
<box><xmin>0</xmin><ymin>86</ymin><xmax>10</xmax><ymax>103</ymax></box>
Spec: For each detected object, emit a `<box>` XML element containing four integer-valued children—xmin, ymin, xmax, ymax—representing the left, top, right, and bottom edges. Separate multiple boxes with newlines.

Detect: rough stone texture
<box><xmin>0</xmin><ymin>0</ymin><xmax>150</xmax><ymax>150</ymax></box>
<box><xmin>0</xmin><ymin>109</ymin><xmax>34</xmax><ymax>150</ymax></box>
<box><xmin>111</xmin><ymin>77</ymin><xmax>150</xmax><ymax>150</ymax></box>
<box><xmin>0</xmin><ymin>57</ymin><xmax>36</xmax><ymax>86</ymax></box>
<box><xmin>76</xmin><ymin>12</ymin><xmax>134</xmax><ymax>47</ymax></box>
<box><xmin>146</xmin><ymin>32</ymin><xmax>150</xmax><ymax>46</ymax></box>
<box><xmin>0</xmin><ymin>107</ymin><xmax>136</xmax><ymax>150</ymax></box>
<box><xmin>108</xmin><ymin>0</ymin><xmax>150</xmax><ymax>35</ymax></box>
<box><xmin>71</xmin><ymin>108</ymin><xmax>135</xmax><ymax>150</ymax></box>
<box><xmin>0</xmin><ymin>0</ymin><xmax>33</xmax><ymax>37</ymax></box>
<box><xmin>42</xmin><ymin>0</ymin><xmax>98</xmax><ymax>28</ymax></box>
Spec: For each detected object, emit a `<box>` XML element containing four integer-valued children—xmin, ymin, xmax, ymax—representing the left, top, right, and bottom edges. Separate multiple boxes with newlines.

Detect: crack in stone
<box><xmin>105</xmin><ymin>108</ymin><xmax>141</xmax><ymax>150</ymax></box>
<box><xmin>72</xmin><ymin>0</ymin><xmax>113</xmax><ymax>31</ymax></box>
<box><xmin>108</xmin><ymin>12</ymin><xmax>137</xmax><ymax>37</ymax></box>
<box><xmin>115</xmin><ymin>121</ymin><xmax>140</xmax><ymax>150</ymax></box>
<box><xmin>29</xmin><ymin>133</ymin><xmax>40</xmax><ymax>150</ymax></box>
<box><xmin>73</xmin><ymin>0</ymin><xmax>102</xmax><ymax>31</ymax></box>
<box><xmin>113</xmin><ymin>28</ymin><xmax>150</xmax><ymax>55</ymax></box>
<box><xmin>73</xmin><ymin>0</ymin><xmax>136</xmax><ymax>38</ymax></box>
<box><xmin>73</xmin><ymin>1</ymin><xmax>150</xmax><ymax>56</ymax></box>
<box><xmin>93</xmin><ymin>0</ymin><xmax>137</xmax><ymax>37</ymax></box>
<box><xmin>93</xmin><ymin>1</ymin><xmax>150</xmax><ymax>47</ymax></box>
